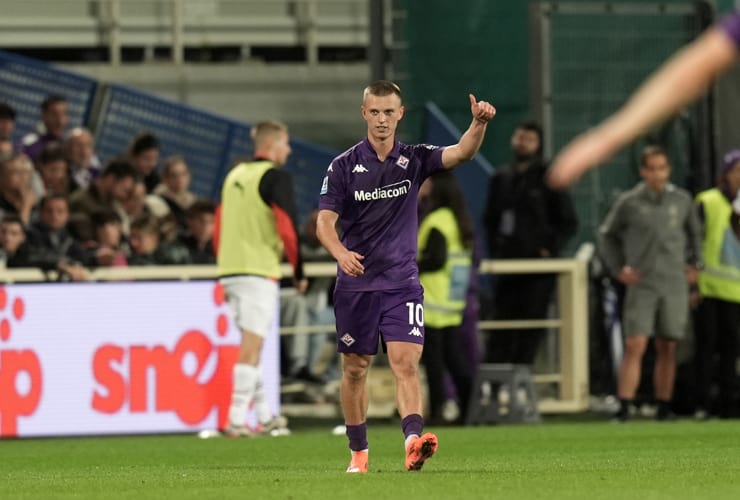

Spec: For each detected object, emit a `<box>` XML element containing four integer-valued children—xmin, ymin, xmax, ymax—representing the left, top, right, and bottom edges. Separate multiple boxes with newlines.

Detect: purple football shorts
<box><xmin>333</xmin><ymin>286</ymin><xmax>425</xmax><ymax>355</ymax></box>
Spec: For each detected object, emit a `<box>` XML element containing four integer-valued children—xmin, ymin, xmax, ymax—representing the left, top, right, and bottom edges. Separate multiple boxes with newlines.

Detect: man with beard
<box><xmin>482</xmin><ymin>121</ymin><xmax>578</xmax><ymax>365</ymax></box>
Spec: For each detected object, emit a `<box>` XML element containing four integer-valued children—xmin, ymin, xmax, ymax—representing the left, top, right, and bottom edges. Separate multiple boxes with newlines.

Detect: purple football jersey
<box><xmin>319</xmin><ymin>138</ymin><xmax>445</xmax><ymax>291</ymax></box>
<box><xmin>719</xmin><ymin>11</ymin><xmax>740</xmax><ymax>48</ymax></box>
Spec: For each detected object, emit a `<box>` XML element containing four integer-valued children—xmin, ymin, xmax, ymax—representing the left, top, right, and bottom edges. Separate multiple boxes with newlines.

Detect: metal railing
<box><xmin>2</xmin><ymin>243</ymin><xmax>593</xmax><ymax>413</ymax></box>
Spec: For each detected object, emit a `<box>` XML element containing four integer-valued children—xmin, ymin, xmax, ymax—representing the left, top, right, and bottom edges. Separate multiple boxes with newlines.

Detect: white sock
<box><xmin>404</xmin><ymin>434</ymin><xmax>419</xmax><ymax>449</ymax></box>
<box><xmin>228</xmin><ymin>363</ymin><xmax>259</xmax><ymax>427</ymax></box>
<box><xmin>252</xmin><ymin>374</ymin><xmax>273</xmax><ymax>425</ymax></box>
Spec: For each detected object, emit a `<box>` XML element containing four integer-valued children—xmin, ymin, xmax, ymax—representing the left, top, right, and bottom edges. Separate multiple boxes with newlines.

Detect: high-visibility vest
<box><xmin>696</xmin><ymin>188</ymin><xmax>740</xmax><ymax>302</ymax></box>
<box><xmin>217</xmin><ymin>161</ymin><xmax>282</xmax><ymax>279</ymax></box>
<box><xmin>418</xmin><ymin>207</ymin><xmax>472</xmax><ymax>328</ymax></box>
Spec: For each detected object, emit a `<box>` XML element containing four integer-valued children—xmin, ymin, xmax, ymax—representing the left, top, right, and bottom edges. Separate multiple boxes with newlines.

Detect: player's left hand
<box><xmin>469</xmin><ymin>94</ymin><xmax>496</xmax><ymax>123</ymax></box>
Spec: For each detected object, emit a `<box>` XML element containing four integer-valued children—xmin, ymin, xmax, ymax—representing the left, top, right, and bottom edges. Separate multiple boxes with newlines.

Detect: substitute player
<box><xmin>216</xmin><ymin>120</ymin><xmax>307</xmax><ymax>437</ymax></box>
<box><xmin>316</xmin><ymin>81</ymin><xmax>495</xmax><ymax>472</ymax></box>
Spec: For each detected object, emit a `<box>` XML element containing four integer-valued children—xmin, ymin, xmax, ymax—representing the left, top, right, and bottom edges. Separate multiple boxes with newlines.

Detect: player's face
<box><xmin>270</xmin><ymin>130</ymin><xmax>292</xmax><ymax>166</ymax></box>
<box><xmin>640</xmin><ymin>154</ymin><xmax>671</xmax><ymax>191</ymax></box>
<box><xmin>362</xmin><ymin>93</ymin><xmax>404</xmax><ymax>142</ymax></box>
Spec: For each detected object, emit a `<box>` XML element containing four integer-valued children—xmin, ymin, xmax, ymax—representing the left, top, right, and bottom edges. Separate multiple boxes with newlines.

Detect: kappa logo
<box><xmin>408</xmin><ymin>327</ymin><xmax>423</xmax><ymax>337</ymax></box>
<box><xmin>341</xmin><ymin>333</ymin><xmax>356</xmax><ymax>346</ymax></box>
<box><xmin>327</xmin><ymin>164</ymin><xmax>334</xmax><ymax>172</ymax></box>
<box><xmin>396</xmin><ymin>155</ymin><xmax>409</xmax><ymax>169</ymax></box>
<box><xmin>352</xmin><ymin>164</ymin><xmax>369</xmax><ymax>173</ymax></box>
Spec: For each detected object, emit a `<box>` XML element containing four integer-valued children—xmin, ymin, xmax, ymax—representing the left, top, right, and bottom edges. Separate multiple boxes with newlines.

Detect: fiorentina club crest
<box><xmin>396</xmin><ymin>155</ymin><xmax>409</xmax><ymax>169</ymax></box>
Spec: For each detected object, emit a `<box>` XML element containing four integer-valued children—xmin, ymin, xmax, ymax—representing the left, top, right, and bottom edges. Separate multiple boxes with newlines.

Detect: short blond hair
<box><xmin>363</xmin><ymin>80</ymin><xmax>402</xmax><ymax>103</ymax></box>
<box><xmin>251</xmin><ymin>120</ymin><xmax>288</xmax><ymax>149</ymax></box>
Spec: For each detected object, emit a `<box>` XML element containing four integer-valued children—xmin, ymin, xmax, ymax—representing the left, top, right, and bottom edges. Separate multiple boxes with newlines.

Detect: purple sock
<box><xmin>345</xmin><ymin>423</ymin><xmax>368</xmax><ymax>451</ymax></box>
<box><xmin>401</xmin><ymin>413</ymin><xmax>424</xmax><ymax>439</ymax></box>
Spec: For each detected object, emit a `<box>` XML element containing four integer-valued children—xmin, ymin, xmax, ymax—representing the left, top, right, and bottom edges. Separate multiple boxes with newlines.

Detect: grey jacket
<box><xmin>598</xmin><ymin>183</ymin><xmax>702</xmax><ymax>286</ymax></box>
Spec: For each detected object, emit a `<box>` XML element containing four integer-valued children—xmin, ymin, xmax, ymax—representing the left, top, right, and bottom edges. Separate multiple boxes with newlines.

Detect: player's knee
<box><xmin>342</xmin><ymin>354</ymin><xmax>370</xmax><ymax>381</ymax></box>
<box><xmin>624</xmin><ymin>337</ymin><xmax>647</xmax><ymax>358</ymax></box>
<box><xmin>389</xmin><ymin>358</ymin><xmax>419</xmax><ymax>380</ymax></box>
<box><xmin>343</xmin><ymin>365</ymin><xmax>368</xmax><ymax>382</ymax></box>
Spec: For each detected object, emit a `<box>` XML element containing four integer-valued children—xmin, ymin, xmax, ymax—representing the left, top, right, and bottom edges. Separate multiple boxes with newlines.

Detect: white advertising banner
<box><xmin>0</xmin><ymin>281</ymin><xmax>280</xmax><ymax>438</ymax></box>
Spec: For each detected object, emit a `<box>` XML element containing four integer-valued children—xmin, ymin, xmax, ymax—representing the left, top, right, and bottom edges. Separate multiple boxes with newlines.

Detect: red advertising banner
<box><xmin>0</xmin><ymin>281</ymin><xmax>279</xmax><ymax>438</ymax></box>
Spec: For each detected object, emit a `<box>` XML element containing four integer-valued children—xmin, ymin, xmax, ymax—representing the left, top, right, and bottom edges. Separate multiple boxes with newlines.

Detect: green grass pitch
<box><xmin>2</xmin><ymin>420</ymin><xmax>739</xmax><ymax>499</ymax></box>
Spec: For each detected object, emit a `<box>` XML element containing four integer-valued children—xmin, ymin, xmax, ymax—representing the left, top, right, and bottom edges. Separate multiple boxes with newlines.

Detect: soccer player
<box><xmin>316</xmin><ymin>81</ymin><xmax>495</xmax><ymax>472</ymax></box>
<box><xmin>548</xmin><ymin>11</ymin><xmax>740</xmax><ymax>189</ymax></box>
<box><xmin>216</xmin><ymin>120</ymin><xmax>307</xmax><ymax>437</ymax></box>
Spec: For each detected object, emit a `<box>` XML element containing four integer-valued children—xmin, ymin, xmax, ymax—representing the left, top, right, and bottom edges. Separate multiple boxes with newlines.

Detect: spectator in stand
<box><xmin>120</xmin><ymin>177</ymin><xmax>171</xmax><ymax>238</ymax></box>
<box><xmin>68</xmin><ymin>157</ymin><xmax>138</xmax><ymax>241</ymax></box>
<box><xmin>0</xmin><ymin>214</ymin><xmax>31</xmax><ymax>268</ymax></box>
<box><xmin>0</xmin><ymin>101</ymin><xmax>17</xmax><ymax>142</ymax></box>
<box><xmin>128</xmin><ymin>212</ymin><xmax>190</xmax><ymax>266</ymax></box>
<box><xmin>0</xmin><ymin>137</ymin><xmax>14</xmax><ymax>156</ymax></box>
<box><xmin>89</xmin><ymin>209</ymin><xmax>128</xmax><ymax>267</ymax></box>
<box><xmin>0</xmin><ymin>152</ymin><xmax>37</xmax><ymax>225</ymax></box>
<box><xmin>177</xmin><ymin>199</ymin><xmax>216</xmax><ymax>264</ymax></box>
<box><xmin>26</xmin><ymin>193</ymin><xmax>92</xmax><ymax>281</ymax></box>
<box><xmin>128</xmin><ymin>132</ymin><xmax>161</xmax><ymax>193</ymax></box>
<box><xmin>32</xmin><ymin>144</ymin><xmax>70</xmax><ymax>197</ymax></box>
<box><xmin>21</xmin><ymin>95</ymin><xmax>69</xmax><ymax>166</ymax></box>
<box><xmin>65</xmin><ymin>127</ymin><xmax>101</xmax><ymax>190</ymax></box>
<box><xmin>154</xmin><ymin>155</ymin><xmax>196</xmax><ymax>232</ymax></box>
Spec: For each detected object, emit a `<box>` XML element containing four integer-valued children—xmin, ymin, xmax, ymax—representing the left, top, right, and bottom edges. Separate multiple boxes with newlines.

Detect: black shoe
<box><xmin>610</xmin><ymin>408</ymin><xmax>629</xmax><ymax>423</ymax></box>
<box><xmin>656</xmin><ymin>408</ymin><xmax>677</xmax><ymax>421</ymax></box>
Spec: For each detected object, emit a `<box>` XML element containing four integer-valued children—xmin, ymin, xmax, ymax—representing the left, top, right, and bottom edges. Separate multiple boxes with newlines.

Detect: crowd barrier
<box><xmin>2</xmin><ymin>243</ymin><xmax>592</xmax><ymax>436</ymax></box>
